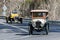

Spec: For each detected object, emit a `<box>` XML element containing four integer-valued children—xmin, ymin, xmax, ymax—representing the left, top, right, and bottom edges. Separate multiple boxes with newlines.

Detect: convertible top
<box><xmin>31</xmin><ymin>10</ymin><xmax>48</xmax><ymax>12</ymax></box>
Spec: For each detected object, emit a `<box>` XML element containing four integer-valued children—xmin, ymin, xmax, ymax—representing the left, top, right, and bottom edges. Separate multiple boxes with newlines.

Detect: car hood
<box><xmin>32</xmin><ymin>19</ymin><xmax>46</xmax><ymax>24</ymax></box>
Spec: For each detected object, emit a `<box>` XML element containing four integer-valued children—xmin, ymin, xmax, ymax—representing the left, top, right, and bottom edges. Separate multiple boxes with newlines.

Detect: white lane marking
<box><xmin>19</xmin><ymin>35</ymin><xmax>32</xmax><ymax>39</ymax></box>
<box><xmin>0</xmin><ymin>22</ymin><xmax>28</xmax><ymax>33</ymax></box>
<box><xmin>0</xmin><ymin>19</ymin><xmax>32</xmax><ymax>39</ymax></box>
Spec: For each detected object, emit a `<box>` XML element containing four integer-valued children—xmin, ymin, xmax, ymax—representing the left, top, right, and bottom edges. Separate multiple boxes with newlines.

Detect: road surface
<box><xmin>0</xmin><ymin>19</ymin><xmax>60</xmax><ymax>40</ymax></box>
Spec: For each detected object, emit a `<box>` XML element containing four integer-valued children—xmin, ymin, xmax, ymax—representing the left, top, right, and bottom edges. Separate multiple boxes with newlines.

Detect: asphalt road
<box><xmin>0</xmin><ymin>19</ymin><xmax>60</xmax><ymax>40</ymax></box>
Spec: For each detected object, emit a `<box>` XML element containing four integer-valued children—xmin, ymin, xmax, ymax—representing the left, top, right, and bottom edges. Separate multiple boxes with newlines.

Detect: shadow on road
<box><xmin>16</xmin><ymin>33</ymin><xmax>48</xmax><ymax>36</ymax></box>
<box><xmin>3</xmin><ymin>22</ymin><xmax>28</xmax><ymax>26</ymax></box>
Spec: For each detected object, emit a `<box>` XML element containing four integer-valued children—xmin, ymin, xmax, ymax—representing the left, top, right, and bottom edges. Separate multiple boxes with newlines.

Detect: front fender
<box><xmin>28</xmin><ymin>22</ymin><xmax>32</xmax><ymax>26</ymax></box>
<box><xmin>44</xmin><ymin>22</ymin><xmax>49</xmax><ymax>27</ymax></box>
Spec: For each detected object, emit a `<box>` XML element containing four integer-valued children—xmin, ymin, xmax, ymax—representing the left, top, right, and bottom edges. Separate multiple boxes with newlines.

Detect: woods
<box><xmin>21</xmin><ymin>0</ymin><xmax>60</xmax><ymax>21</ymax></box>
<box><xmin>0</xmin><ymin>0</ymin><xmax>60</xmax><ymax>21</ymax></box>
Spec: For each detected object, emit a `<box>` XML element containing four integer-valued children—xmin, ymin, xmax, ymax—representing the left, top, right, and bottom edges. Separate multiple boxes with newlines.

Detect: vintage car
<box><xmin>5</xmin><ymin>11</ymin><xmax>23</xmax><ymax>24</ymax></box>
<box><xmin>29</xmin><ymin>10</ymin><xmax>49</xmax><ymax>35</ymax></box>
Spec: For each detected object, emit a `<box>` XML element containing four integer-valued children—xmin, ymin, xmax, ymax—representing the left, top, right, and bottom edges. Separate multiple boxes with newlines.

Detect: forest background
<box><xmin>0</xmin><ymin>0</ymin><xmax>60</xmax><ymax>21</ymax></box>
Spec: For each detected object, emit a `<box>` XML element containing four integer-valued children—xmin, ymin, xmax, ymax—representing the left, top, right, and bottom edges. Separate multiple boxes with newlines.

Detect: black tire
<box><xmin>10</xmin><ymin>18</ymin><xmax>12</xmax><ymax>24</ymax></box>
<box><xmin>48</xmin><ymin>23</ymin><xmax>49</xmax><ymax>30</ymax></box>
<box><xmin>20</xmin><ymin>20</ymin><xmax>22</xmax><ymax>24</ymax></box>
<box><xmin>45</xmin><ymin>24</ymin><xmax>49</xmax><ymax>35</ymax></box>
<box><xmin>6</xmin><ymin>17</ymin><xmax>8</xmax><ymax>23</ymax></box>
<box><xmin>29</xmin><ymin>24</ymin><xmax>33</xmax><ymax>35</ymax></box>
<box><xmin>20</xmin><ymin>18</ymin><xmax>23</xmax><ymax>24</ymax></box>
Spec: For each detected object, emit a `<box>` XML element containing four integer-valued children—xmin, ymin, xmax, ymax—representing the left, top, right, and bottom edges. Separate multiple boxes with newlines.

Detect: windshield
<box><xmin>12</xmin><ymin>11</ymin><xmax>17</xmax><ymax>14</ymax></box>
<box><xmin>33</xmin><ymin>12</ymin><xmax>43</xmax><ymax>17</ymax></box>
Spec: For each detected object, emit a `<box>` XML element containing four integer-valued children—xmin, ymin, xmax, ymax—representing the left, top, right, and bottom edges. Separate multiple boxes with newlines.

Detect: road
<box><xmin>0</xmin><ymin>19</ymin><xmax>60</xmax><ymax>40</ymax></box>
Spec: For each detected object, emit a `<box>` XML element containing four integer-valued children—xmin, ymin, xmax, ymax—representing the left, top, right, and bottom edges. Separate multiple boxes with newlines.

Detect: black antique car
<box><xmin>29</xmin><ymin>10</ymin><xmax>49</xmax><ymax>35</ymax></box>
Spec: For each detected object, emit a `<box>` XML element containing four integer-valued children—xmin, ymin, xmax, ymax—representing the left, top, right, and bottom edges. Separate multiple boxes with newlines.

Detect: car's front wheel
<box><xmin>9</xmin><ymin>18</ymin><xmax>13</xmax><ymax>24</ymax></box>
<box><xmin>29</xmin><ymin>24</ymin><xmax>33</xmax><ymax>35</ymax></box>
<box><xmin>6</xmin><ymin>17</ymin><xmax>8</xmax><ymax>23</ymax></box>
<box><xmin>45</xmin><ymin>24</ymin><xmax>49</xmax><ymax>35</ymax></box>
<box><xmin>20</xmin><ymin>18</ymin><xmax>23</xmax><ymax>24</ymax></box>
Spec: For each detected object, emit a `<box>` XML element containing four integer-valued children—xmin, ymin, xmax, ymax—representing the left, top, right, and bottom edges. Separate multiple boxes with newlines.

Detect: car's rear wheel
<box><xmin>45</xmin><ymin>24</ymin><xmax>49</xmax><ymax>35</ymax></box>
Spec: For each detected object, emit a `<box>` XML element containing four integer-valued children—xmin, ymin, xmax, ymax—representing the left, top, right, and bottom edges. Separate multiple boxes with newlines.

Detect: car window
<box><xmin>33</xmin><ymin>12</ymin><xmax>43</xmax><ymax>17</ymax></box>
<box><xmin>12</xmin><ymin>11</ymin><xmax>17</xmax><ymax>14</ymax></box>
